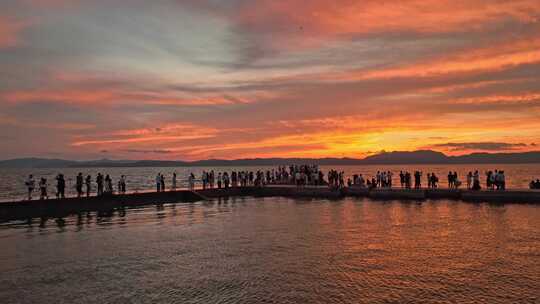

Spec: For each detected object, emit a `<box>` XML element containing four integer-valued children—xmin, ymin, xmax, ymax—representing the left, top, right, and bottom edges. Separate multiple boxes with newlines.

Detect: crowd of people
<box><xmin>25</xmin><ymin>172</ymin><xmax>124</xmax><ymax>201</ymax></box>
<box><xmin>484</xmin><ymin>170</ymin><xmax>506</xmax><ymax>190</ymax></box>
<box><xmin>446</xmin><ymin>172</ymin><xmax>461</xmax><ymax>189</ymax></box>
<box><xmin>21</xmin><ymin>166</ymin><xmax>519</xmax><ymax>200</ymax></box>
<box><xmin>399</xmin><ymin>171</ymin><xmax>424</xmax><ymax>189</ymax></box>
<box><xmin>530</xmin><ymin>179</ymin><xmax>540</xmax><ymax>189</ymax></box>
<box><xmin>327</xmin><ymin>170</ymin><xmax>345</xmax><ymax>189</ymax></box>
<box><xmin>466</xmin><ymin>171</ymin><xmax>481</xmax><ymax>190</ymax></box>
<box><xmin>198</xmin><ymin>165</ymin><xmax>330</xmax><ymax>190</ymax></box>
<box><xmin>348</xmin><ymin>169</ymin><xmax>509</xmax><ymax>192</ymax></box>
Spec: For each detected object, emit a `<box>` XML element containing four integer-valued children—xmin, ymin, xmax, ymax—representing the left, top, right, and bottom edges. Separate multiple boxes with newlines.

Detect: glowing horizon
<box><xmin>1</xmin><ymin>0</ymin><xmax>540</xmax><ymax>161</ymax></box>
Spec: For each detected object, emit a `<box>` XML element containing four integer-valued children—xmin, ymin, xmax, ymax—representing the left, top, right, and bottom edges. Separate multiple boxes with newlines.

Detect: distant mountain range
<box><xmin>1</xmin><ymin>150</ymin><xmax>539</xmax><ymax>168</ymax></box>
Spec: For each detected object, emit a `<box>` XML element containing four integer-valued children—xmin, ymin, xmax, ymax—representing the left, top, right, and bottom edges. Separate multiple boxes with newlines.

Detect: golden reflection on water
<box><xmin>0</xmin><ymin>197</ymin><xmax>539</xmax><ymax>303</ymax></box>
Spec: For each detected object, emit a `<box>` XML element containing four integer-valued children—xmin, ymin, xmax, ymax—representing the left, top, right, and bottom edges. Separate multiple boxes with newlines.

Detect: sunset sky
<box><xmin>1</xmin><ymin>0</ymin><xmax>540</xmax><ymax>160</ymax></box>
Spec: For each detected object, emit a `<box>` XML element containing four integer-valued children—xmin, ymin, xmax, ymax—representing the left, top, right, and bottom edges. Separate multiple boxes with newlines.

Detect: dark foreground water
<box><xmin>0</xmin><ymin>197</ymin><xmax>539</xmax><ymax>304</ymax></box>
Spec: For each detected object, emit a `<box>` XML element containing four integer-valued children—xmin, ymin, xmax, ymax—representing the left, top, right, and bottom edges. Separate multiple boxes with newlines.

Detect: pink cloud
<box><xmin>0</xmin><ymin>16</ymin><xmax>28</xmax><ymax>48</ymax></box>
<box><xmin>229</xmin><ymin>0</ymin><xmax>540</xmax><ymax>51</ymax></box>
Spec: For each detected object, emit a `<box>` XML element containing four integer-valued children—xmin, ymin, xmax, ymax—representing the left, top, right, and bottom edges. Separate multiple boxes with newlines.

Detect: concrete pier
<box><xmin>366</xmin><ymin>188</ymin><xmax>426</xmax><ymax>200</ymax></box>
<box><xmin>1</xmin><ymin>186</ymin><xmax>540</xmax><ymax>221</ymax></box>
<box><xmin>0</xmin><ymin>191</ymin><xmax>203</xmax><ymax>222</ymax></box>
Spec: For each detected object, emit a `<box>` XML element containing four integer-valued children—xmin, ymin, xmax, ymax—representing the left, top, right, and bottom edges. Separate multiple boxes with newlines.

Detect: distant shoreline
<box><xmin>2</xmin><ymin>162</ymin><xmax>540</xmax><ymax>169</ymax></box>
<box><xmin>2</xmin><ymin>150</ymin><xmax>540</xmax><ymax>168</ymax></box>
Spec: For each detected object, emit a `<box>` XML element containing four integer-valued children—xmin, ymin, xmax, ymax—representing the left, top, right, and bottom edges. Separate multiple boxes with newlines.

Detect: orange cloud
<box><xmin>3</xmin><ymin>88</ymin><xmax>254</xmax><ymax>106</ymax></box>
<box><xmin>70</xmin><ymin>123</ymin><xmax>219</xmax><ymax>147</ymax></box>
<box><xmin>4</xmin><ymin>89</ymin><xmax>118</xmax><ymax>105</ymax></box>
<box><xmin>234</xmin><ymin>0</ymin><xmax>540</xmax><ymax>49</ymax></box>
<box><xmin>452</xmin><ymin>93</ymin><xmax>540</xmax><ymax>105</ymax></box>
<box><xmin>362</xmin><ymin>40</ymin><xmax>540</xmax><ymax>79</ymax></box>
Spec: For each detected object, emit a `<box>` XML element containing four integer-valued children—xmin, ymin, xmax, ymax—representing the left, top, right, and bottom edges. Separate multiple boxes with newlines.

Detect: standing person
<box><xmin>217</xmin><ymin>172</ymin><xmax>222</xmax><ymax>189</ymax></box>
<box><xmin>224</xmin><ymin>172</ymin><xmax>230</xmax><ymax>189</ymax></box>
<box><xmin>414</xmin><ymin>171</ymin><xmax>422</xmax><ymax>189</ymax></box>
<box><xmin>172</xmin><ymin>172</ymin><xmax>177</xmax><ymax>191</ymax></box>
<box><xmin>405</xmin><ymin>172</ymin><xmax>411</xmax><ymax>189</ymax></box>
<box><xmin>498</xmin><ymin>171</ymin><xmax>506</xmax><ymax>190</ymax></box>
<box><xmin>56</xmin><ymin>173</ymin><xmax>65</xmax><ymax>199</ymax></box>
<box><xmin>188</xmin><ymin>173</ymin><xmax>195</xmax><ymax>190</ymax></box>
<box><xmin>119</xmin><ymin>175</ymin><xmax>126</xmax><ymax>194</ymax></box>
<box><xmin>156</xmin><ymin>173</ymin><xmax>162</xmax><ymax>192</ymax></box>
<box><xmin>96</xmin><ymin>173</ymin><xmax>104</xmax><ymax>196</ymax></box>
<box><xmin>490</xmin><ymin>170</ymin><xmax>497</xmax><ymax>190</ymax></box>
<box><xmin>25</xmin><ymin>174</ymin><xmax>35</xmax><ymax>200</ymax></box>
<box><xmin>231</xmin><ymin>171</ymin><xmax>237</xmax><ymax>187</ymax></box>
<box><xmin>295</xmin><ymin>171</ymin><xmax>301</xmax><ymax>188</ymax></box>
<box><xmin>486</xmin><ymin>171</ymin><xmax>493</xmax><ymax>190</ymax></box>
<box><xmin>160</xmin><ymin>174</ymin><xmax>165</xmax><ymax>192</ymax></box>
<box><xmin>472</xmin><ymin>170</ymin><xmax>481</xmax><ymax>190</ymax></box>
<box><xmin>466</xmin><ymin>172</ymin><xmax>472</xmax><ymax>190</ymax></box>
<box><xmin>85</xmin><ymin>175</ymin><xmax>92</xmax><ymax>197</ymax></box>
<box><xmin>39</xmin><ymin>178</ymin><xmax>48</xmax><ymax>200</ymax></box>
<box><xmin>431</xmin><ymin>173</ymin><xmax>438</xmax><ymax>188</ymax></box>
<box><xmin>105</xmin><ymin>175</ymin><xmax>112</xmax><ymax>194</ymax></box>
<box><xmin>202</xmin><ymin>171</ymin><xmax>207</xmax><ymax>189</ymax></box>
<box><xmin>76</xmin><ymin>173</ymin><xmax>84</xmax><ymax>198</ymax></box>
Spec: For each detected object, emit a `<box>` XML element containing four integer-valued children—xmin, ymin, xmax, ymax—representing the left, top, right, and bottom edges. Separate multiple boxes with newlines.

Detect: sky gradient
<box><xmin>1</xmin><ymin>0</ymin><xmax>540</xmax><ymax>160</ymax></box>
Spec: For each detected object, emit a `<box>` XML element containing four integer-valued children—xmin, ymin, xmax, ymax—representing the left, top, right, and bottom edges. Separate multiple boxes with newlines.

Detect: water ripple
<box><xmin>0</xmin><ymin>197</ymin><xmax>539</xmax><ymax>303</ymax></box>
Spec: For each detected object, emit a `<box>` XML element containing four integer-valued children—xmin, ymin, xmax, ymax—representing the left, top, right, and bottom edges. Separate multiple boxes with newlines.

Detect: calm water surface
<box><xmin>0</xmin><ymin>197</ymin><xmax>539</xmax><ymax>303</ymax></box>
<box><xmin>1</xmin><ymin>163</ymin><xmax>540</xmax><ymax>201</ymax></box>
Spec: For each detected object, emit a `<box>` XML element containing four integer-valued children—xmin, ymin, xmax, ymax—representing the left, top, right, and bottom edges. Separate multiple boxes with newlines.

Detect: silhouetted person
<box><xmin>25</xmin><ymin>174</ymin><xmax>35</xmax><ymax>200</ymax></box>
<box><xmin>486</xmin><ymin>170</ymin><xmax>493</xmax><ymax>190</ymax></box>
<box><xmin>224</xmin><ymin>172</ymin><xmax>230</xmax><ymax>189</ymax></box>
<box><xmin>188</xmin><ymin>173</ymin><xmax>195</xmax><ymax>190</ymax></box>
<box><xmin>119</xmin><ymin>175</ymin><xmax>126</xmax><ymax>194</ymax></box>
<box><xmin>172</xmin><ymin>173</ymin><xmax>177</xmax><ymax>191</ymax></box>
<box><xmin>39</xmin><ymin>178</ymin><xmax>48</xmax><ymax>200</ymax></box>
<box><xmin>96</xmin><ymin>173</ymin><xmax>104</xmax><ymax>196</ymax></box>
<box><xmin>430</xmin><ymin>173</ymin><xmax>438</xmax><ymax>188</ymax></box>
<box><xmin>105</xmin><ymin>174</ymin><xmax>112</xmax><ymax>194</ymax></box>
<box><xmin>85</xmin><ymin>175</ymin><xmax>92</xmax><ymax>197</ymax></box>
<box><xmin>56</xmin><ymin>173</ymin><xmax>65</xmax><ymax>199</ymax></box>
<box><xmin>497</xmin><ymin>171</ymin><xmax>505</xmax><ymax>190</ymax></box>
<box><xmin>76</xmin><ymin>172</ymin><xmax>83</xmax><ymax>198</ymax></box>
<box><xmin>472</xmin><ymin>170</ymin><xmax>481</xmax><ymax>190</ymax></box>
<box><xmin>414</xmin><ymin>171</ymin><xmax>422</xmax><ymax>189</ymax></box>
<box><xmin>156</xmin><ymin>173</ymin><xmax>161</xmax><ymax>192</ymax></box>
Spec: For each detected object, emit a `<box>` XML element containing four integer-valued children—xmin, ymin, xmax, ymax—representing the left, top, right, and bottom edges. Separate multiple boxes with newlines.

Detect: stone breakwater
<box><xmin>1</xmin><ymin>186</ymin><xmax>540</xmax><ymax>221</ymax></box>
